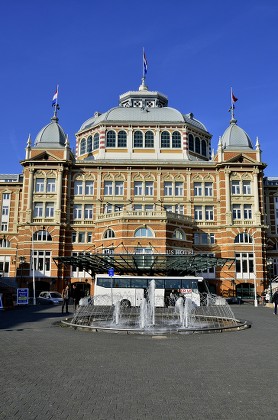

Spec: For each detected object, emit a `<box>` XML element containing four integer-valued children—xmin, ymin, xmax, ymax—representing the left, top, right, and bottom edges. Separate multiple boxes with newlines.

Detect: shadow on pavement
<box><xmin>0</xmin><ymin>304</ymin><xmax>67</xmax><ymax>330</ymax></box>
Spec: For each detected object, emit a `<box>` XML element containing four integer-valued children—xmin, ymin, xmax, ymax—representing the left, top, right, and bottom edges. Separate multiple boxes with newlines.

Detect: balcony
<box><xmin>95</xmin><ymin>209</ymin><xmax>193</xmax><ymax>224</ymax></box>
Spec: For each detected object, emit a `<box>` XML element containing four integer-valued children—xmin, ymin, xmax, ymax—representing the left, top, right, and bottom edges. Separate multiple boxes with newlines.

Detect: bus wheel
<box><xmin>120</xmin><ymin>299</ymin><xmax>131</xmax><ymax>308</ymax></box>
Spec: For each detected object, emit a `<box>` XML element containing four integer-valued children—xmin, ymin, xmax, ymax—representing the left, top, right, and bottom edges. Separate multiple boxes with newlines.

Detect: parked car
<box><xmin>37</xmin><ymin>291</ymin><xmax>63</xmax><ymax>305</ymax></box>
<box><xmin>226</xmin><ymin>297</ymin><xmax>243</xmax><ymax>304</ymax></box>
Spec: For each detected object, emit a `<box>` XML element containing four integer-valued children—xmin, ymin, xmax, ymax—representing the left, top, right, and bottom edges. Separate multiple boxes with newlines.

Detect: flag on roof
<box><xmin>52</xmin><ymin>86</ymin><xmax>59</xmax><ymax>107</ymax></box>
<box><xmin>143</xmin><ymin>50</ymin><xmax>148</xmax><ymax>76</ymax></box>
<box><xmin>231</xmin><ymin>89</ymin><xmax>238</xmax><ymax>103</ymax></box>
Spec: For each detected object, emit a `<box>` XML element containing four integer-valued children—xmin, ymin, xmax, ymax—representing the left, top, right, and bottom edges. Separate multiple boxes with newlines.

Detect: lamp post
<box><xmin>31</xmin><ymin>229</ymin><xmax>36</xmax><ymax>305</ymax></box>
<box><xmin>251</xmin><ymin>232</ymin><xmax>258</xmax><ymax>307</ymax></box>
<box><xmin>267</xmin><ymin>257</ymin><xmax>273</xmax><ymax>301</ymax></box>
<box><xmin>19</xmin><ymin>256</ymin><xmax>26</xmax><ymax>287</ymax></box>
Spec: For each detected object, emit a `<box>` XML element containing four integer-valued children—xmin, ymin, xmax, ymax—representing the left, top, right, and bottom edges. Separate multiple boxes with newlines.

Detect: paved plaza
<box><xmin>1</xmin><ymin>302</ymin><xmax>278</xmax><ymax>420</ymax></box>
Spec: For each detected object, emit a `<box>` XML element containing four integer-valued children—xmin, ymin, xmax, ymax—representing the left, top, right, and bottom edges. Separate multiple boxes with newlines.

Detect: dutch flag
<box><xmin>143</xmin><ymin>51</ymin><xmax>148</xmax><ymax>76</ymax></box>
<box><xmin>52</xmin><ymin>86</ymin><xmax>58</xmax><ymax>107</ymax></box>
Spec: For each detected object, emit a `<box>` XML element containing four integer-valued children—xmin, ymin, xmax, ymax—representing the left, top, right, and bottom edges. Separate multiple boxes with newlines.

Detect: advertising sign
<box><xmin>17</xmin><ymin>288</ymin><xmax>29</xmax><ymax>305</ymax></box>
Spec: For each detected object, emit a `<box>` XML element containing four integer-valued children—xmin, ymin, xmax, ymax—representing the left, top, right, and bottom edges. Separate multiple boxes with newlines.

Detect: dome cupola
<box><xmin>34</xmin><ymin>115</ymin><xmax>66</xmax><ymax>149</ymax></box>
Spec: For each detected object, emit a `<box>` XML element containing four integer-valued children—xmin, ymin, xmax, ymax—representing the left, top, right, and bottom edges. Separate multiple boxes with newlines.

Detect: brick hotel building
<box><xmin>1</xmin><ymin>77</ymin><xmax>277</xmax><ymax>300</ymax></box>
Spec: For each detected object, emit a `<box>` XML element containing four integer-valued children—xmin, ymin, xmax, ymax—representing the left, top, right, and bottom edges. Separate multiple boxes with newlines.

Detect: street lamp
<box><xmin>19</xmin><ymin>256</ymin><xmax>26</xmax><ymax>286</ymax></box>
<box><xmin>267</xmin><ymin>257</ymin><xmax>273</xmax><ymax>301</ymax></box>
<box><xmin>251</xmin><ymin>232</ymin><xmax>258</xmax><ymax>307</ymax></box>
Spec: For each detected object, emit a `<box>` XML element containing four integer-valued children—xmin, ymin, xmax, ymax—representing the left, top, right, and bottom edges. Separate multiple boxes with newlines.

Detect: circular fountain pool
<box><xmin>64</xmin><ymin>280</ymin><xmax>249</xmax><ymax>334</ymax></box>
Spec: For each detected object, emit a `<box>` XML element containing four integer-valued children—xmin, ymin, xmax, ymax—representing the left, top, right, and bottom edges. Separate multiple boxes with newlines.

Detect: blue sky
<box><xmin>1</xmin><ymin>0</ymin><xmax>278</xmax><ymax>176</ymax></box>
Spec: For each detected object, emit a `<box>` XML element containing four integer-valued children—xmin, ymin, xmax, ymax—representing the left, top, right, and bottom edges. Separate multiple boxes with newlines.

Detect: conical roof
<box><xmin>34</xmin><ymin>115</ymin><xmax>66</xmax><ymax>148</ymax></box>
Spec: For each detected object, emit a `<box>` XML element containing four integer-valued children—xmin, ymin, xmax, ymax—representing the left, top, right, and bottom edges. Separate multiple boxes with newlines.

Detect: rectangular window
<box><xmin>2</xmin><ymin>206</ymin><xmax>9</xmax><ymax>216</ymax></box>
<box><xmin>145</xmin><ymin>205</ymin><xmax>154</xmax><ymax>212</ymax></box>
<box><xmin>243</xmin><ymin>204</ymin><xmax>252</xmax><ymax>219</ymax></box>
<box><xmin>231</xmin><ymin>180</ymin><xmax>240</xmax><ymax>195</ymax></box>
<box><xmin>194</xmin><ymin>182</ymin><xmax>202</xmax><ymax>196</ymax></box>
<box><xmin>175</xmin><ymin>182</ymin><xmax>183</xmax><ymax>196</ymax></box>
<box><xmin>45</xmin><ymin>202</ymin><xmax>54</xmax><ymax>218</ymax></box>
<box><xmin>232</xmin><ymin>204</ymin><xmax>241</xmax><ymax>219</ymax></box>
<box><xmin>84</xmin><ymin>204</ymin><xmax>93</xmax><ymax>219</ymax></box>
<box><xmin>205</xmin><ymin>206</ymin><xmax>214</xmax><ymax>220</ymax></box>
<box><xmin>85</xmin><ymin>181</ymin><xmax>94</xmax><ymax>195</ymax></box>
<box><xmin>134</xmin><ymin>204</ymin><xmax>142</xmax><ymax>211</ymax></box>
<box><xmin>32</xmin><ymin>250</ymin><xmax>51</xmax><ymax>275</ymax></box>
<box><xmin>204</xmin><ymin>182</ymin><xmax>213</xmax><ymax>197</ymax></box>
<box><xmin>235</xmin><ymin>253</ymin><xmax>254</xmax><ymax>276</ymax></box>
<box><xmin>164</xmin><ymin>182</ymin><xmax>173</xmax><ymax>196</ymax></box>
<box><xmin>104</xmin><ymin>181</ymin><xmax>113</xmax><ymax>195</ymax></box>
<box><xmin>87</xmin><ymin>232</ymin><xmax>92</xmax><ymax>243</ymax></box>
<box><xmin>34</xmin><ymin>202</ymin><xmax>43</xmax><ymax>218</ymax></box>
<box><xmin>73</xmin><ymin>204</ymin><xmax>82</xmax><ymax>219</ymax></box>
<box><xmin>35</xmin><ymin>178</ymin><xmax>44</xmax><ymax>193</ymax></box>
<box><xmin>104</xmin><ymin>203</ymin><xmax>113</xmax><ymax>213</ymax></box>
<box><xmin>194</xmin><ymin>206</ymin><xmax>203</xmax><ymax>220</ymax></box>
<box><xmin>145</xmin><ymin>181</ymin><xmax>154</xmax><ymax>196</ymax></box>
<box><xmin>78</xmin><ymin>232</ymin><xmax>85</xmax><ymax>243</ymax></box>
<box><xmin>114</xmin><ymin>204</ymin><xmax>123</xmax><ymax>212</ymax></box>
<box><xmin>3</xmin><ymin>193</ymin><xmax>10</xmax><ymax>200</ymax></box>
<box><xmin>1</xmin><ymin>222</ymin><xmax>8</xmax><ymax>232</ymax></box>
<box><xmin>242</xmin><ymin>180</ymin><xmax>251</xmax><ymax>195</ymax></box>
<box><xmin>175</xmin><ymin>204</ymin><xmax>184</xmax><ymax>214</ymax></box>
<box><xmin>46</xmin><ymin>178</ymin><xmax>56</xmax><ymax>193</ymax></box>
<box><xmin>72</xmin><ymin>232</ymin><xmax>77</xmax><ymax>243</ymax></box>
<box><xmin>164</xmin><ymin>205</ymin><xmax>173</xmax><ymax>212</ymax></box>
<box><xmin>74</xmin><ymin>181</ymin><xmax>83</xmax><ymax>195</ymax></box>
<box><xmin>115</xmin><ymin>181</ymin><xmax>124</xmax><ymax>196</ymax></box>
<box><xmin>134</xmin><ymin>181</ymin><xmax>143</xmax><ymax>196</ymax></box>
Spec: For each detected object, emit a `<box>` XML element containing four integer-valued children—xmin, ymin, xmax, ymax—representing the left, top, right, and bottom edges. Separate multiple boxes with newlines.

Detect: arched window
<box><xmin>118</xmin><ymin>131</ymin><xmax>127</xmax><ymax>147</ymax></box>
<box><xmin>93</xmin><ymin>133</ymin><xmax>99</xmax><ymax>150</ymax></box>
<box><xmin>106</xmin><ymin>130</ymin><xmax>116</xmax><ymax>147</ymax></box>
<box><xmin>161</xmin><ymin>131</ymin><xmax>170</xmax><ymax>148</ymax></box>
<box><xmin>173</xmin><ymin>229</ymin><xmax>185</xmax><ymax>240</ymax></box>
<box><xmin>103</xmin><ymin>229</ymin><xmax>115</xmax><ymax>239</ymax></box>
<box><xmin>33</xmin><ymin>230</ymin><xmax>52</xmax><ymax>241</ymax></box>
<box><xmin>145</xmin><ymin>131</ymin><xmax>154</xmax><ymax>148</ymax></box>
<box><xmin>0</xmin><ymin>238</ymin><xmax>10</xmax><ymax>247</ymax></box>
<box><xmin>189</xmin><ymin>134</ymin><xmax>194</xmax><ymax>151</ymax></box>
<box><xmin>201</xmin><ymin>139</ymin><xmax>207</xmax><ymax>156</ymax></box>
<box><xmin>195</xmin><ymin>137</ymin><xmax>200</xmax><ymax>154</ymax></box>
<box><xmin>134</xmin><ymin>131</ymin><xmax>143</xmax><ymax>147</ymax></box>
<box><xmin>87</xmin><ymin>136</ymin><xmax>92</xmax><ymax>153</ymax></box>
<box><xmin>172</xmin><ymin>131</ymin><xmax>181</xmax><ymax>148</ymax></box>
<box><xmin>134</xmin><ymin>227</ymin><xmax>154</xmax><ymax>237</ymax></box>
<box><xmin>80</xmin><ymin>138</ymin><xmax>86</xmax><ymax>155</ymax></box>
<box><xmin>234</xmin><ymin>233</ymin><xmax>253</xmax><ymax>244</ymax></box>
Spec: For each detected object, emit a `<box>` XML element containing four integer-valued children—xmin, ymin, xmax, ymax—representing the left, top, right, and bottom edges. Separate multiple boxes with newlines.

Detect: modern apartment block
<box><xmin>0</xmin><ymin>78</ymin><xmax>273</xmax><ymax>300</ymax></box>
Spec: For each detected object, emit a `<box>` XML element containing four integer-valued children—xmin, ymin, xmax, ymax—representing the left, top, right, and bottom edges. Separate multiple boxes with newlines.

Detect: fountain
<box><xmin>67</xmin><ymin>280</ymin><xmax>249</xmax><ymax>334</ymax></box>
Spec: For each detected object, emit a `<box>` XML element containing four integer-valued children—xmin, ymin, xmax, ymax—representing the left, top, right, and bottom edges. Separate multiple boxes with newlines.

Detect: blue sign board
<box><xmin>108</xmin><ymin>268</ymin><xmax>114</xmax><ymax>277</ymax></box>
<box><xmin>17</xmin><ymin>288</ymin><xmax>29</xmax><ymax>305</ymax></box>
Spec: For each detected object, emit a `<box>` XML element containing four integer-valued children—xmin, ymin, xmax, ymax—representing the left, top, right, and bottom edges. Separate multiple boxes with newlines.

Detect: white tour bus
<box><xmin>93</xmin><ymin>274</ymin><xmax>205</xmax><ymax>307</ymax></box>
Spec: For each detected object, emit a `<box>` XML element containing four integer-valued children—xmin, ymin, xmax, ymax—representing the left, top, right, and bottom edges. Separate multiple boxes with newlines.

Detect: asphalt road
<box><xmin>1</xmin><ymin>303</ymin><xmax>278</xmax><ymax>420</ymax></box>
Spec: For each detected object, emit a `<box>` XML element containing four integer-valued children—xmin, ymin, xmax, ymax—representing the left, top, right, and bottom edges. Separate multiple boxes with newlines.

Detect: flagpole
<box><xmin>54</xmin><ymin>84</ymin><xmax>59</xmax><ymax>118</ymax></box>
<box><xmin>230</xmin><ymin>87</ymin><xmax>233</xmax><ymax>120</ymax></box>
<box><xmin>142</xmin><ymin>47</ymin><xmax>145</xmax><ymax>82</ymax></box>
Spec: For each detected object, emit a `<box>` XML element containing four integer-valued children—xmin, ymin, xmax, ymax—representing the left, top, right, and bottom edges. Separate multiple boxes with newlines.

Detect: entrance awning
<box><xmin>53</xmin><ymin>253</ymin><xmax>234</xmax><ymax>276</ymax></box>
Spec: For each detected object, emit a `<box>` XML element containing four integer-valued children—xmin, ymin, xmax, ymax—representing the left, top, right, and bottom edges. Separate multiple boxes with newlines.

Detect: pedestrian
<box><xmin>271</xmin><ymin>290</ymin><xmax>278</xmax><ymax>315</ymax></box>
<box><xmin>72</xmin><ymin>284</ymin><xmax>79</xmax><ymax>310</ymax></box>
<box><xmin>62</xmin><ymin>285</ymin><xmax>70</xmax><ymax>314</ymax></box>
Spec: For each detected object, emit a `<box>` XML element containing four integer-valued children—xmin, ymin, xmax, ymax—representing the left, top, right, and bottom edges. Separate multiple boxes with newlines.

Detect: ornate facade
<box><xmin>0</xmin><ymin>78</ymin><xmax>273</xmax><ymax>300</ymax></box>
